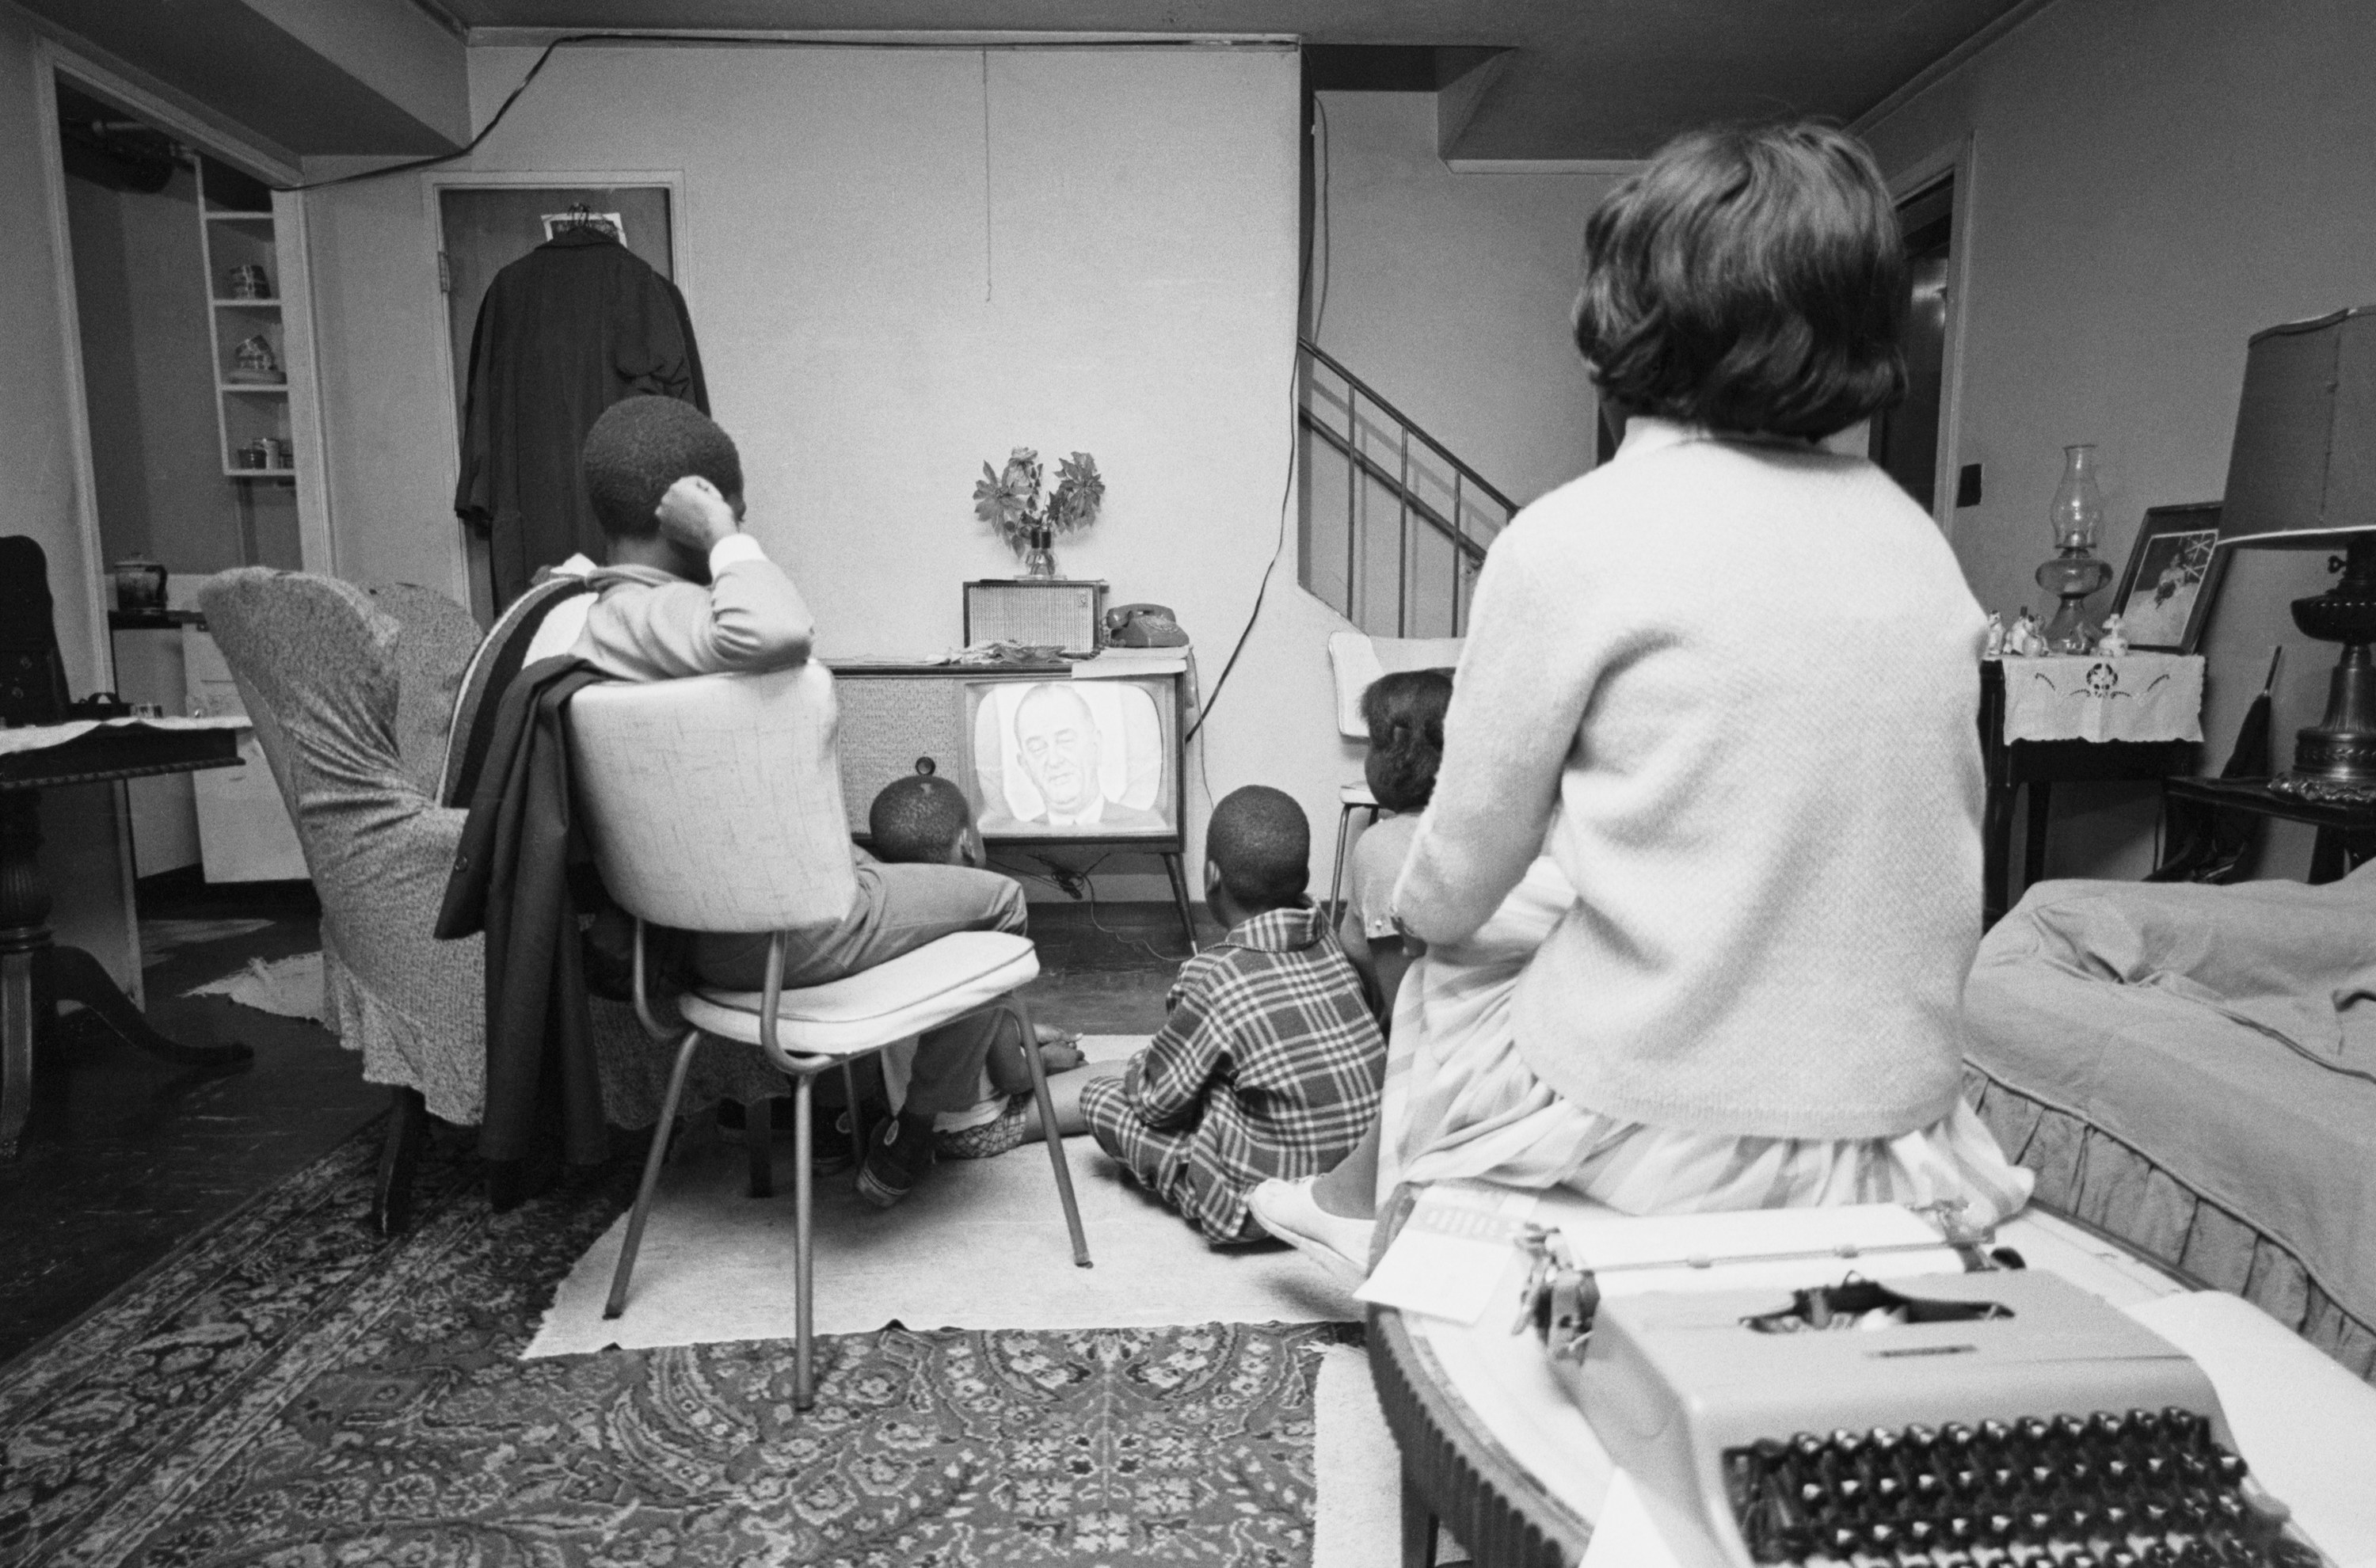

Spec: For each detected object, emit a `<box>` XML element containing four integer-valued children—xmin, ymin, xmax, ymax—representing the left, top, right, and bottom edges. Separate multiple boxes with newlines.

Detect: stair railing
<box><xmin>1297</xmin><ymin>337</ymin><xmax>1517</xmax><ymax>638</ymax></box>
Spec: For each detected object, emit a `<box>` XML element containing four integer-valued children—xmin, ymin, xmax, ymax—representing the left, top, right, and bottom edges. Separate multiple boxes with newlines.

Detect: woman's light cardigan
<box><xmin>1395</xmin><ymin>417</ymin><xmax>1987</xmax><ymax>1141</ymax></box>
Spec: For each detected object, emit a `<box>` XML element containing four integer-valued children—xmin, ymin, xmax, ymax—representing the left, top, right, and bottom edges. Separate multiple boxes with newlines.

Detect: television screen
<box><xmin>965</xmin><ymin>676</ymin><xmax>1176</xmax><ymax>839</ymax></box>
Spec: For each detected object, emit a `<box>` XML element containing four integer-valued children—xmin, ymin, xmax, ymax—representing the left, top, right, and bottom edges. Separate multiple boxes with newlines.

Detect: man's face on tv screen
<box><xmin>1015</xmin><ymin>685</ymin><xmax>1099</xmax><ymax>816</ymax></box>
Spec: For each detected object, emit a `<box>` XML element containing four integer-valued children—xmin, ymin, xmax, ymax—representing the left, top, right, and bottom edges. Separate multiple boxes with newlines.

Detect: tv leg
<box><xmin>1161</xmin><ymin>852</ymin><xmax>1198</xmax><ymax>953</ymax></box>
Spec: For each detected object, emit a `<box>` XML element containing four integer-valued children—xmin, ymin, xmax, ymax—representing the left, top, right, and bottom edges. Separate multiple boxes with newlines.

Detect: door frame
<box><xmin>419</xmin><ymin>169</ymin><xmax>691</xmax><ymax>615</ymax></box>
<box><xmin>1886</xmin><ymin>134</ymin><xmax>1978</xmax><ymax>542</ymax></box>
<box><xmin>31</xmin><ymin>38</ymin><xmax>304</xmax><ymax>999</ymax></box>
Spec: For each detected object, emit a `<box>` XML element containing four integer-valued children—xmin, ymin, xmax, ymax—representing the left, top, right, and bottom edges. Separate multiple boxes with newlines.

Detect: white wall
<box><xmin>1860</xmin><ymin>0</ymin><xmax>2376</xmax><ymax>881</ymax></box>
<box><xmin>1308</xmin><ymin>90</ymin><xmax>1615</xmax><ymax>508</ymax></box>
<box><xmin>303</xmin><ymin>41</ymin><xmax>1331</xmax><ymax>897</ymax></box>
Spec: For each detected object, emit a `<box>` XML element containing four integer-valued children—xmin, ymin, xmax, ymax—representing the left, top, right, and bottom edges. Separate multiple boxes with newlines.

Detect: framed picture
<box><xmin>2109</xmin><ymin>500</ymin><xmax>2227</xmax><ymax>654</ymax></box>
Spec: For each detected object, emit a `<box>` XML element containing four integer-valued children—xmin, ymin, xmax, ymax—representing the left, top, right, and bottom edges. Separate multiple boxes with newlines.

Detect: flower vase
<box><xmin>1020</xmin><ymin>527</ymin><xmax>1057</xmax><ymax>580</ymax></box>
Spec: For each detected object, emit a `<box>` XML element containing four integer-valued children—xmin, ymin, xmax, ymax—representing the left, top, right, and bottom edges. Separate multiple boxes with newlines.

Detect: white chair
<box><xmin>1324</xmin><ymin>631</ymin><xmax>1464</xmax><ymax>916</ymax></box>
<box><xmin>568</xmin><ymin>663</ymin><xmax>1091</xmax><ymax>1407</ymax></box>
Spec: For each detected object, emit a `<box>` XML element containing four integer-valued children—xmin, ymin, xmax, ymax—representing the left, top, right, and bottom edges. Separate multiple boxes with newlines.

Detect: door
<box><xmin>436</xmin><ymin>185</ymin><xmax>677</xmax><ymax>622</ymax></box>
<box><xmin>1870</xmin><ymin>177</ymin><xmax>1952</xmax><ymax>513</ymax></box>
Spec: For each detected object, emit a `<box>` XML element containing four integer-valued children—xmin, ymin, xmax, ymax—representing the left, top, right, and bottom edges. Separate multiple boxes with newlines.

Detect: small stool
<box><xmin>1328</xmin><ymin>781</ymin><xmax>1382</xmax><ymax>923</ymax></box>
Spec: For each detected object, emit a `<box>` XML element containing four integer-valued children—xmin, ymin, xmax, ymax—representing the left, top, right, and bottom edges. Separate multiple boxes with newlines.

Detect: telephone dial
<box><xmin>1102</xmin><ymin>602</ymin><xmax>1188</xmax><ymax>648</ymax></box>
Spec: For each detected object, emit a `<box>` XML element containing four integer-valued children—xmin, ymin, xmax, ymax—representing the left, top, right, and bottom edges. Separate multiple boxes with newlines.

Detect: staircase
<box><xmin>1297</xmin><ymin>339</ymin><xmax>1517</xmax><ymax>639</ymax></box>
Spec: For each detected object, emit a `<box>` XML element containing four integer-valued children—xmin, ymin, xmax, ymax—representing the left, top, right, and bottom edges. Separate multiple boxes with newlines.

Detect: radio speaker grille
<box><xmin>963</xmin><ymin>580</ymin><xmax>1105</xmax><ymax>657</ymax></box>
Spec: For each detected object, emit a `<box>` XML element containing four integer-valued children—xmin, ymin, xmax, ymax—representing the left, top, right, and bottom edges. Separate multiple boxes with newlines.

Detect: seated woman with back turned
<box><xmin>1258</xmin><ymin>121</ymin><xmax>2031</xmax><ymax>1277</ymax></box>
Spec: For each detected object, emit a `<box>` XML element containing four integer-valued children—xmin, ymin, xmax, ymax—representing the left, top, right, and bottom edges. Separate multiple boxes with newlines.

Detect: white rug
<box><xmin>1312</xmin><ymin>1343</ymin><xmax>1404</xmax><ymax>1568</ymax></box>
<box><xmin>527</xmin><ymin>1035</ymin><xmax>1362</xmax><ymax>1357</ymax></box>
<box><xmin>185</xmin><ymin>950</ymin><xmax>327</xmax><ymax>1022</ymax></box>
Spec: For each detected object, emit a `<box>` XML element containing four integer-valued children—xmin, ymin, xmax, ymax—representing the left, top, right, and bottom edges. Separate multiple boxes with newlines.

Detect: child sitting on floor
<box><xmin>864</xmin><ymin>765</ymin><xmax>1087</xmax><ymax>1157</ymax></box>
<box><xmin>1078</xmin><ymin>786</ymin><xmax>1386</xmax><ymax>1245</ymax></box>
<box><xmin>1340</xmin><ymin>668</ymin><xmax>1454</xmax><ymax>1022</ymax></box>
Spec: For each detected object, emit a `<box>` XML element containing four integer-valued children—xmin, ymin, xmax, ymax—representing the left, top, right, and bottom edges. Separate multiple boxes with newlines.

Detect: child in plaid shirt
<box><xmin>1079</xmin><ymin>786</ymin><xmax>1387</xmax><ymax>1245</ymax></box>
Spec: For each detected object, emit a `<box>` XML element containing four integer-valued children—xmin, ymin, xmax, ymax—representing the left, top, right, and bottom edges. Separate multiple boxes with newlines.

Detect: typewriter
<box><xmin>1514</xmin><ymin>1209</ymin><xmax>2331</xmax><ymax>1568</ymax></box>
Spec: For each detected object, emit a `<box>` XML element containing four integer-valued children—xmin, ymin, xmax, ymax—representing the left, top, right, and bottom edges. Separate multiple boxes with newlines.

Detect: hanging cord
<box><xmin>1182</xmin><ymin>83</ymin><xmax>1331</xmax><ymax>750</ymax></box>
<box><xmin>984</xmin><ymin>852</ymin><xmax>1197</xmax><ymax>966</ymax></box>
<box><xmin>279</xmin><ymin>32</ymin><xmax>1256</xmax><ymax>193</ymax></box>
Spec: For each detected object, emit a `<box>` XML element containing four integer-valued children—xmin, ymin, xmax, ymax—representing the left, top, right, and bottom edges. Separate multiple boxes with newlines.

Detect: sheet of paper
<box><xmin>1356</xmin><ymin>1182</ymin><xmax>1540</xmax><ymax>1325</ymax></box>
<box><xmin>1546</xmin><ymin>1201</ymin><xmax>1967</xmax><ymax>1298</ymax></box>
<box><xmin>1574</xmin><ymin>1469</ymin><xmax>1686</xmax><ymax>1568</ymax></box>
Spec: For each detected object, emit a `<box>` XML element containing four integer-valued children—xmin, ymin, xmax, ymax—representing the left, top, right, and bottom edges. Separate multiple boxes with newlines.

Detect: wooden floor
<box><xmin>0</xmin><ymin>878</ymin><xmax>1203</xmax><ymax>1368</ymax></box>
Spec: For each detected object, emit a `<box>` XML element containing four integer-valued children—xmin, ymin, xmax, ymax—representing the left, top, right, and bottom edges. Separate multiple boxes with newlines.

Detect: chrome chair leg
<box><xmin>605</xmin><ymin>1026</ymin><xmax>706</xmax><ymax>1319</ymax></box>
<box><xmin>1011</xmin><ymin>998</ymin><xmax>1091</xmax><ymax>1268</ymax></box>
<box><xmin>841</xmin><ymin>1060</ymin><xmax>866</xmax><ymax>1163</ymax></box>
<box><xmin>794</xmin><ymin>1067</ymin><xmax>817</xmax><ymax>1409</ymax></box>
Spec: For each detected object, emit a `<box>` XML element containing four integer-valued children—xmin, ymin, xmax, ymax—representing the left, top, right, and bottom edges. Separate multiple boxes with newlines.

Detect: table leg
<box><xmin>2</xmin><ymin>791</ymin><xmax>51</xmax><ymax>1159</ymax></box>
<box><xmin>1161</xmin><ymin>851</ymin><xmax>1199</xmax><ymax>953</ymax></box>
<box><xmin>1400</xmin><ymin>1467</ymin><xmax>1441</xmax><ymax>1568</ymax></box>
<box><xmin>1982</xmin><ymin>778</ymin><xmax>2016</xmax><ymax>927</ymax></box>
<box><xmin>2</xmin><ymin>949</ymin><xmax>32</xmax><ymax>1161</ymax></box>
<box><xmin>44</xmin><ymin>944</ymin><xmax>251</xmax><ymax>1068</ymax></box>
<box><xmin>2022</xmin><ymin>782</ymin><xmax>2053</xmax><ymax>903</ymax></box>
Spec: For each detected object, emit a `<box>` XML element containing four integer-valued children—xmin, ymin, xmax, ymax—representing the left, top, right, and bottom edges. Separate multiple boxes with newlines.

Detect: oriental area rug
<box><xmin>0</xmin><ymin>1121</ymin><xmax>1364</xmax><ymax>1567</ymax></box>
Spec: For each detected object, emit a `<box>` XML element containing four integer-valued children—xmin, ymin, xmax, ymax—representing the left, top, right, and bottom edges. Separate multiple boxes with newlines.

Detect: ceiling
<box><xmin>426</xmin><ymin>0</ymin><xmax>2035</xmax><ymax>159</ymax></box>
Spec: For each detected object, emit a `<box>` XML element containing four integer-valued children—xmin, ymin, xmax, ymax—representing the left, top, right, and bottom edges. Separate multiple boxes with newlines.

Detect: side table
<box><xmin>1980</xmin><ymin>658</ymin><xmax>2200</xmax><ymax>925</ymax></box>
<box><xmin>2</xmin><ymin>720</ymin><xmax>253</xmax><ymax>1158</ymax></box>
<box><xmin>2161</xmin><ymin>775</ymin><xmax>2376</xmax><ymax>882</ymax></box>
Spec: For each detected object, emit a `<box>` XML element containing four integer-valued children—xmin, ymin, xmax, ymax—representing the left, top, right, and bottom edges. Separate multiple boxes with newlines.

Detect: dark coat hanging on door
<box><xmin>453</xmin><ymin>226</ymin><xmax>709</xmax><ymax>607</ymax></box>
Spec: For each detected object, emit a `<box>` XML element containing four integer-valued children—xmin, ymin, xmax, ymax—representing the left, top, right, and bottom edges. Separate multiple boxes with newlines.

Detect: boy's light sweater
<box><xmin>571</xmin><ymin>533</ymin><xmax>813</xmax><ymax>681</ymax></box>
<box><xmin>1395</xmin><ymin>418</ymin><xmax>1986</xmax><ymax>1141</ymax></box>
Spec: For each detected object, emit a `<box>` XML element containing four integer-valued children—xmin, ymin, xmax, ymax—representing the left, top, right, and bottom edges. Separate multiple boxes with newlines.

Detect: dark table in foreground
<box><xmin>2</xmin><ymin>721</ymin><xmax>251</xmax><ymax>1158</ymax></box>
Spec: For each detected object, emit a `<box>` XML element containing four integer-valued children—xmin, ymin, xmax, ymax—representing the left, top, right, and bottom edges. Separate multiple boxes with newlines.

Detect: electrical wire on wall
<box><xmin>1182</xmin><ymin>77</ymin><xmax>1331</xmax><ymax>755</ymax></box>
<box><xmin>283</xmin><ymin>31</ymin><xmax>1267</xmax><ymax>193</ymax></box>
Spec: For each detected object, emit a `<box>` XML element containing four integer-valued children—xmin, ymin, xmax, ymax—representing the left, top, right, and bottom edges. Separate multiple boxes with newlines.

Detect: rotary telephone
<box><xmin>1102</xmin><ymin>602</ymin><xmax>1188</xmax><ymax>648</ymax></box>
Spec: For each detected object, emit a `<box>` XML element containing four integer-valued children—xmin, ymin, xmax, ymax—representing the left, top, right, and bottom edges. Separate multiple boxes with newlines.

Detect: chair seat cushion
<box><xmin>1339</xmin><ymin>782</ymin><xmax>1379</xmax><ymax>805</ymax></box>
<box><xmin>680</xmin><ymin>930</ymin><xmax>1039</xmax><ymax>1060</ymax></box>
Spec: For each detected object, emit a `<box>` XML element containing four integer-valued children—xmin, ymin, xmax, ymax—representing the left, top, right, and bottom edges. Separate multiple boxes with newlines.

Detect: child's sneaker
<box><xmin>855</xmin><ymin>1111</ymin><xmax>936</xmax><ymax>1208</ymax></box>
<box><xmin>936</xmin><ymin>1094</ymin><xmax>1031</xmax><ymax>1159</ymax></box>
<box><xmin>811</xmin><ymin>1109</ymin><xmax>860</xmax><ymax>1175</ymax></box>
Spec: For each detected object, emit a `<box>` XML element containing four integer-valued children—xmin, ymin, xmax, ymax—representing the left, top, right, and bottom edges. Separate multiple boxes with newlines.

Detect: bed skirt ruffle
<box><xmin>1964</xmin><ymin>1064</ymin><xmax>2376</xmax><ymax>1383</ymax></box>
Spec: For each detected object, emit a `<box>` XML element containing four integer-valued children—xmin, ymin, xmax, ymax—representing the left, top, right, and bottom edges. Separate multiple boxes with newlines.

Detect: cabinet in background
<box><xmin>182</xmin><ymin>627</ymin><xmax>305</xmax><ymax>882</ymax></box>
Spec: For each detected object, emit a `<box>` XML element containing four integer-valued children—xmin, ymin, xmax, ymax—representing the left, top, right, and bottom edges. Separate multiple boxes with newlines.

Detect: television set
<box><xmin>963</xmin><ymin>675</ymin><xmax>1179</xmax><ymax>840</ymax></box>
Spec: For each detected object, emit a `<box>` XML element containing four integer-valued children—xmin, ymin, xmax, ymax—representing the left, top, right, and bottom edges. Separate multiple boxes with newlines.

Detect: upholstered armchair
<box><xmin>199</xmin><ymin>569</ymin><xmax>784</xmax><ymax>1228</ymax></box>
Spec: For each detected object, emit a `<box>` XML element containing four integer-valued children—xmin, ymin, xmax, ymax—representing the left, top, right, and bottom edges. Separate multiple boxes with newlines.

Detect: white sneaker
<box><xmin>1247</xmin><ymin>1177</ymin><xmax>1374</xmax><ymax>1284</ymax></box>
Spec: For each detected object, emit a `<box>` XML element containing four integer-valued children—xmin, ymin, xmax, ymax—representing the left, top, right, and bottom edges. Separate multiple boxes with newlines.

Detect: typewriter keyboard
<box><xmin>1723</xmin><ymin>1407</ymin><xmax>2319</xmax><ymax>1567</ymax></box>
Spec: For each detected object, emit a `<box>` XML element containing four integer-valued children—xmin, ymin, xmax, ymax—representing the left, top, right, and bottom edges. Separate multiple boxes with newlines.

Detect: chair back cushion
<box><xmin>1327</xmin><ymin>631</ymin><xmax>1465</xmax><ymax>738</ymax></box>
<box><xmin>568</xmin><ymin>662</ymin><xmax>861</xmax><ymax>934</ymax></box>
<box><xmin>0</xmin><ymin>535</ymin><xmax>71</xmax><ymax>725</ymax></box>
<box><xmin>366</xmin><ymin>583</ymin><xmax>482</xmax><ymax>798</ymax></box>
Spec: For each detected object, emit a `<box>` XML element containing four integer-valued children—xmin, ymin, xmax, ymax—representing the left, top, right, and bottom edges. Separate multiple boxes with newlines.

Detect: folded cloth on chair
<box><xmin>436</xmin><ymin>655</ymin><xmax>615</xmax><ymax>1165</ymax></box>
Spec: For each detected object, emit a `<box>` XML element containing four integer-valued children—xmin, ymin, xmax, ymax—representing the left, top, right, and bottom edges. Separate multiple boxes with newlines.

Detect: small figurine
<box><xmin>2005</xmin><ymin>608</ymin><xmax>2044</xmax><ymax>657</ymax></box>
<box><xmin>2096</xmin><ymin>613</ymin><xmax>2130</xmax><ymax>657</ymax></box>
<box><xmin>1982</xmin><ymin>611</ymin><xmax>2005</xmax><ymax>658</ymax></box>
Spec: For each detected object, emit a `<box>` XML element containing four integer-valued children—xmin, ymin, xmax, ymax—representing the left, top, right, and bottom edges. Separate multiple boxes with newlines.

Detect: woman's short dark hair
<box><xmin>1362</xmin><ymin>668</ymin><xmax>1453</xmax><ymax>813</ymax></box>
<box><xmin>1571</xmin><ymin>121</ymin><xmax>1906</xmax><ymax>440</ymax></box>
<box><xmin>581</xmin><ymin>395</ymin><xmax>744</xmax><ymax>539</ymax></box>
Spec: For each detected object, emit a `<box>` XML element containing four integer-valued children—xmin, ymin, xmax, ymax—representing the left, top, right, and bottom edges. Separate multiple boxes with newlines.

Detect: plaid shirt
<box><xmin>1091</xmin><ymin>904</ymin><xmax>1384</xmax><ymax>1242</ymax></box>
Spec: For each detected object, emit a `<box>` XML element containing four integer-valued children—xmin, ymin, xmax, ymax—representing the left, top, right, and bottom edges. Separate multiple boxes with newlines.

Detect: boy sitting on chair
<box><xmin>570</xmin><ymin>394</ymin><xmax>1037</xmax><ymax>1208</ymax></box>
<box><xmin>1078</xmin><ymin>786</ymin><xmax>1385</xmax><ymax>1245</ymax></box>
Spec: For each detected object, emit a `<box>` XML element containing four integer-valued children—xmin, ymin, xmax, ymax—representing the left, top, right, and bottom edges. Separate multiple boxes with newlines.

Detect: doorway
<box><xmin>1871</xmin><ymin>176</ymin><xmax>1953</xmax><ymax>512</ymax></box>
<box><xmin>434</xmin><ymin>185</ymin><xmax>679</xmax><ymax>622</ymax></box>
